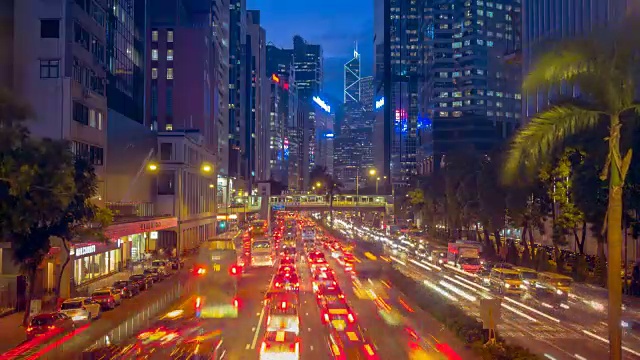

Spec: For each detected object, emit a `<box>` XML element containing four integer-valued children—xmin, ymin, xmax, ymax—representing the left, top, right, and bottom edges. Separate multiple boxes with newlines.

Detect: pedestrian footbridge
<box><xmin>216</xmin><ymin>194</ymin><xmax>392</xmax><ymax>213</ymax></box>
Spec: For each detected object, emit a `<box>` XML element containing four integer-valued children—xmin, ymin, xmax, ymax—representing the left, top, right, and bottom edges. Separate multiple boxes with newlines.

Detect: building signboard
<box><xmin>104</xmin><ymin>217</ymin><xmax>177</xmax><ymax>239</ymax></box>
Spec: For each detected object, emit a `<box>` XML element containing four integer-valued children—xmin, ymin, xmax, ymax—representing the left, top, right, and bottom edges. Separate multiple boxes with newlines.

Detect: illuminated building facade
<box><xmin>360</xmin><ymin>75</ymin><xmax>375</xmax><ymax>112</ymax></box>
<box><xmin>344</xmin><ymin>46</ymin><xmax>361</xmax><ymax>105</ymax></box>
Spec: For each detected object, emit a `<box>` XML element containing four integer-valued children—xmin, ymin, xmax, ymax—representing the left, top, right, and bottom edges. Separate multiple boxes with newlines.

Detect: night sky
<box><xmin>246</xmin><ymin>0</ymin><xmax>373</xmax><ymax>102</ymax></box>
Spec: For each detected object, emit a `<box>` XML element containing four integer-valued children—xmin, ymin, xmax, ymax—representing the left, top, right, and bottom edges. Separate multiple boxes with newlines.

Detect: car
<box><xmin>143</xmin><ymin>267</ymin><xmax>162</xmax><ymax>282</ymax></box>
<box><xmin>277</xmin><ymin>264</ymin><xmax>296</xmax><ymax>275</ymax></box>
<box><xmin>26</xmin><ymin>312</ymin><xmax>75</xmax><ymax>340</ymax></box>
<box><xmin>151</xmin><ymin>260</ymin><xmax>171</xmax><ymax>277</ymax></box>
<box><xmin>60</xmin><ymin>297</ymin><xmax>101</xmax><ymax>321</ymax></box>
<box><xmin>259</xmin><ymin>330</ymin><xmax>300</xmax><ymax>360</ymax></box>
<box><xmin>129</xmin><ymin>274</ymin><xmax>153</xmax><ymax>291</ymax></box>
<box><xmin>321</xmin><ymin>301</ymin><xmax>356</xmax><ymax>330</ymax></box>
<box><xmin>280</xmin><ymin>256</ymin><xmax>295</xmax><ymax>266</ymax></box>
<box><xmin>309</xmin><ymin>257</ymin><xmax>329</xmax><ymax>273</ymax></box>
<box><xmin>327</xmin><ymin>325</ymin><xmax>379</xmax><ymax>359</ymax></box>
<box><xmin>273</xmin><ymin>272</ymin><xmax>300</xmax><ymax>292</ymax></box>
<box><xmin>307</xmin><ymin>250</ymin><xmax>325</xmax><ymax>262</ymax></box>
<box><xmin>316</xmin><ymin>284</ymin><xmax>345</xmax><ymax>305</ymax></box>
<box><xmin>312</xmin><ymin>270</ymin><xmax>337</xmax><ymax>292</ymax></box>
<box><xmin>266</xmin><ymin>300</ymin><xmax>300</xmax><ymax>334</ymax></box>
<box><xmin>168</xmin><ymin>257</ymin><xmax>185</xmax><ymax>270</ymax></box>
<box><xmin>91</xmin><ymin>288</ymin><xmax>121</xmax><ymax>310</ymax></box>
<box><xmin>112</xmin><ymin>280</ymin><xmax>140</xmax><ymax>298</ymax></box>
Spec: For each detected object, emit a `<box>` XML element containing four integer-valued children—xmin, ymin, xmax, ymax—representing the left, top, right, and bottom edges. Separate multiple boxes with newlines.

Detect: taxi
<box><xmin>312</xmin><ymin>270</ymin><xmax>337</xmax><ymax>292</ymax></box>
<box><xmin>321</xmin><ymin>301</ymin><xmax>356</xmax><ymax>330</ymax></box>
<box><xmin>273</xmin><ymin>272</ymin><xmax>300</xmax><ymax>292</ymax></box>
<box><xmin>328</xmin><ymin>325</ymin><xmax>378</xmax><ymax>359</ymax></box>
<box><xmin>316</xmin><ymin>284</ymin><xmax>345</xmax><ymax>305</ymax></box>
<box><xmin>266</xmin><ymin>300</ymin><xmax>300</xmax><ymax>334</ymax></box>
<box><xmin>489</xmin><ymin>268</ymin><xmax>525</xmax><ymax>295</ymax></box>
<box><xmin>259</xmin><ymin>330</ymin><xmax>300</xmax><ymax>360</ymax></box>
<box><xmin>277</xmin><ymin>264</ymin><xmax>296</xmax><ymax>275</ymax></box>
<box><xmin>280</xmin><ymin>256</ymin><xmax>295</xmax><ymax>266</ymax></box>
<box><xmin>310</xmin><ymin>257</ymin><xmax>329</xmax><ymax>273</ymax></box>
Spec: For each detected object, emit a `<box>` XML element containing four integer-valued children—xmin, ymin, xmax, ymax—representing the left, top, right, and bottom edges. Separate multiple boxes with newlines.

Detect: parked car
<box><xmin>151</xmin><ymin>259</ymin><xmax>172</xmax><ymax>276</ymax></box>
<box><xmin>168</xmin><ymin>257</ymin><xmax>185</xmax><ymax>270</ymax></box>
<box><xmin>60</xmin><ymin>297</ymin><xmax>101</xmax><ymax>321</ymax></box>
<box><xmin>143</xmin><ymin>268</ymin><xmax>162</xmax><ymax>282</ymax></box>
<box><xmin>129</xmin><ymin>274</ymin><xmax>152</xmax><ymax>290</ymax></box>
<box><xmin>112</xmin><ymin>280</ymin><xmax>140</xmax><ymax>298</ymax></box>
<box><xmin>26</xmin><ymin>312</ymin><xmax>75</xmax><ymax>340</ymax></box>
<box><xmin>91</xmin><ymin>288</ymin><xmax>121</xmax><ymax>310</ymax></box>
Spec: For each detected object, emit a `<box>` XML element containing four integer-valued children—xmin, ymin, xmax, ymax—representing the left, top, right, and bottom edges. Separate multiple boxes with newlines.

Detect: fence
<box><xmin>38</xmin><ymin>278</ymin><xmax>194</xmax><ymax>359</ymax></box>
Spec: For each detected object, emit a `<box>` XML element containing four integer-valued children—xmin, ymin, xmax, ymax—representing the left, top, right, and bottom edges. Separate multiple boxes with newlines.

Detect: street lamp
<box><xmin>376</xmin><ymin>177</ymin><xmax>381</xmax><ymax>194</ymax></box>
<box><xmin>356</xmin><ymin>168</ymin><xmax>378</xmax><ymax>213</ymax></box>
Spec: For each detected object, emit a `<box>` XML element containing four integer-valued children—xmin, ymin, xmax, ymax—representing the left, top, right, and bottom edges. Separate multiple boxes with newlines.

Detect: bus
<box><xmin>251</xmin><ymin>237</ymin><xmax>275</xmax><ymax>267</ymax></box>
<box><xmin>192</xmin><ymin>237</ymin><xmax>240</xmax><ymax>318</ymax></box>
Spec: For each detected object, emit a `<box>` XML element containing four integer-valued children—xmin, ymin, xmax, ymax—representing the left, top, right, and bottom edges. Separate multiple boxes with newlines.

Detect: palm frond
<box><xmin>523</xmin><ymin>41</ymin><xmax>595</xmax><ymax>92</ymax></box>
<box><xmin>502</xmin><ymin>105</ymin><xmax>602</xmax><ymax>184</ymax></box>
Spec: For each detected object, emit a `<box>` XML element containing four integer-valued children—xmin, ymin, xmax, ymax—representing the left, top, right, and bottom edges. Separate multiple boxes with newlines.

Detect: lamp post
<box><xmin>147</xmin><ymin>161</ymin><xmax>214</xmax><ymax>258</ymax></box>
<box><xmin>356</xmin><ymin>168</ymin><xmax>377</xmax><ymax>216</ymax></box>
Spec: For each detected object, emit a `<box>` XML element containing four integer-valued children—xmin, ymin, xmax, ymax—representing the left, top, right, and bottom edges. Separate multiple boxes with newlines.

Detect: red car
<box><xmin>316</xmin><ymin>284</ymin><xmax>345</xmax><ymax>305</ymax></box>
<box><xmin>312</xmin><ymin>269</ymin><xmax>337</xmax><ymax>292</ymax></box>
<box><xmin>273</xmin><ymin>272</ymin><xmax>300</xmax><ymax>292</ymax></box>
<box><xmin>26</xmin><ymin>312</ymin><xmax>75</xmax><ymax>340</ymax></box>
<box><xmin>328</xmin><ymin>324</ymin><xmax>379</xmax><ymax>359</ymax></box>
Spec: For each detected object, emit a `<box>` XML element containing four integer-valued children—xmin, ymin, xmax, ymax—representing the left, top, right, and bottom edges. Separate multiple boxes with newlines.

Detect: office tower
<box><xmin>293</xmin><ymin>35</ymin><xmax>323</xmax><ymax>103</ymax></box>
<box><xmin>344</xmin><ymin>47</ymin><xmax>361</xmax><ymax>105</ymax></box>
<box><xmin>212</xmin><ymin>0</ymin><xmax>230</xmax><ymax>177</ymax></box>
<box><xmin>423</xmin><ymin>0</ymin><xmax>521</xmax><ymax>161</ymax></box>
<box><xmin>374</xmin><ymin>0</ymin><xmax>424</xmax><ymax>188</ymax></box>
<box><xmin>229</xmin><ymin>0</ymin><xmax>247</xmax><ymax>181</ymax></box>
<box><xmin>315</xmin><ymin>99</ymin><xmax>334</xmax><ymax>174</ymax></box>
<box><xmin>3</xmin><ymin>0</ymin><xmax>109</xmax><ymax>204</ymax></box>
<box><xmin>247</xmin><ymin>10</ymin><xmax>269</xmax><ymax>184</ymax></box>
<box><xmin>360</xmin><ymin>76</ymin><xmax>375</xmax><ymax>112</ymax></box>
<box><xmin>522</xmin><ymin>0</ymin><xmax>636</xmax><ymax>120</ymax></box>
<box><xmin>147</xmin><ymin>0</ymin><xmax>219</xmax><ymax>249</ymax></box>
<box><xmin>266</xmin><ymin>45</ymin><xmax>295</xmax><ymax>184</ymax></box>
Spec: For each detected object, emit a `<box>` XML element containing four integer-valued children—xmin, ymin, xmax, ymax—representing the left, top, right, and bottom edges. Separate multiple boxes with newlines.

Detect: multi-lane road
<box><xmin>337</xmin><ymin>220</ymin><xmax>640</xmax><ymax>360</ymax></box>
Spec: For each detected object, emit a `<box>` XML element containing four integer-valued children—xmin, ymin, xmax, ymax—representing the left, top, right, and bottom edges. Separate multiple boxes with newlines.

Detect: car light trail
<box><xmin>582</xmin><ymin>330</ymin><xmax>640</xmax><ymax>357</ymax></box>
<box><xmin>423</xmin><ymin>280</ymin><xmax>458</xmax><ymax>302</ymax></box>
<box><xmin>390</xmin><ymin>256</ymin><xmax>406</xmax><ymax>265</ymax></box>
<box><xmin>454</xmin><ymin>274</ymin><xmax>490</xmax><ymax>292</ymax></box>
<box><xmin>409</xmin><ymin>258</ymin><xmax>433</xmax><ymax>272</ymax></box>
<box><xmin>502</xmin><ymin>303</ymin><xmax>538</xmax><ymax>322</ymax></box>
<box><xmin>502</xmin><ymin>296</ymin><xmax>561</xmax><ymax>323</ymax></box>
<box><xmin>439</xmin><ymin>280</ymin><xmax>477</xmax><ymax>301</ymax></box>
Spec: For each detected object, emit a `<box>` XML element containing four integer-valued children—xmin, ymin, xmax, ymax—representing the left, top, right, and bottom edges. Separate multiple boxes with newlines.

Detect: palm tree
<box><xmin>309</xmin><ymin>165</ymin><xmax>343</xmax><ymax>226</ymax></box>
<box><xmin>502</xmin><ymin>20</ymin><xmax>640</xmax><ymax>359</ymax></box>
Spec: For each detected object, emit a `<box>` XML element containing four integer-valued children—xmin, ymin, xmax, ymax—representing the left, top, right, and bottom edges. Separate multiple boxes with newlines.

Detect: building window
<box><xmin>167</xmin><ymin>30</ymin><xmax>174</xmax><ymax>42</ymax></box>
<box><xmin>167</xmin><ymin>68</ymin><xmax>174</xmax><ymax>80</ymax></box>
<box><xmin>167</xmin><ymin>49</ymin><xmax>174</xmax><ymax>61</ymax></box>
<box><xmin>89</xmin><ymin>145</ymin><xmax>104</xmax><ymax>165</ymax></box>
<box><xmin>40</xmin><ymin>60</ymin><xmax>60</xmax><ymax>78</ymax></box>
<box><xmin>151</xmin><ymin>84</ymin><xmax>158</xmax><ymax>117</ymax></box>
<box><xmin>89</xmin><ymin>109</ymin><xmax>103</xmax><ymax>130</ymax></box>
<box><xmin>40</xmin><ymin>19</ymin><xmax>60</xmax><ymax>38</ymax></box>
<box><xmin>72</xmin><ymin>101</ymin><xmax>89</xmax><ymax>125</ymax></box>
<box><xmin>151</xmin><ymin>68</ymin><xmax>158</xmax><ymax>79</ymax></box>
<box><xmin>91</xmin><ymin>2</ymin><xmax>105</xmax><ymax>27</ymax></box>
<box><xmin>160</xmin><ymin>143</ymin><xmax>173</xmax><ymax>160</ymax></box>
<box><xmin>166</xmin><ymin>87</ymin><xmax>173</xmax><ymax>116</ymax></box>
<box><xmin>165</xmin><ymin>124</ymin><xmax>173</xmax><ymax>131</ymax></box>
<box><xmin>151</xmin><ymin>49</ymin><xmax>158</xmax><ymax>61</ymax></box>
<box><xmin>152</xmin><ymin>30</ymin><xmax>158</xmax><ymax>42</ymax></box>
<box><xmin>157</xmin><ymin>171</ymin><xmax>175</xmax><ymax>195</ymax></box>
<box><xmin>74</xmin><ymin>22</ymin><xmax>90</xmax><ymax>50</ymax></box>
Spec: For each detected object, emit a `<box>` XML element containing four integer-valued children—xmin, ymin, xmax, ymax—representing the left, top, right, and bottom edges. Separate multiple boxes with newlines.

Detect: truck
<box><xmin>447</xmin><ymin>242</ymin><xmax>482</xmax><ymax>273</ymax></box>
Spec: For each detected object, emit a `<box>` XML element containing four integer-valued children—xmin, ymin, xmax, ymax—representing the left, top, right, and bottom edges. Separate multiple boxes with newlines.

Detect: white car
<box><xmin>60</xmin><ymin>297</ymin><xmax>101</xmax><ymax>321</ymax></box>
<box><xmin>259</xmin><ymin>330</ymin><xmax>300</xmax><ymax>360</ymax></box>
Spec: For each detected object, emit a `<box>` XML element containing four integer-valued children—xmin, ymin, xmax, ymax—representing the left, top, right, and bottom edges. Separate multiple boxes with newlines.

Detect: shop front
<box><xmin>72</xmin><ymin>242</ymin><xmax>122</xmax><ymax>286</ymax></box>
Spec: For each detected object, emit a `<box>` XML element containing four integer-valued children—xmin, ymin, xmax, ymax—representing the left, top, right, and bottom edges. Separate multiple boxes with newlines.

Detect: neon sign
<box><xmin>312</xmin><ymin>96</ymin><xmax>331</xmax><ymax>113</ymax></box>
<box><xmin>375</xmin><ymin>97</ymin><xmax>384</xmax><ymax>109</ymax></box>
<box><xmin>271</xmin><ymin>74</ymin><xmax>280</xmax><ymax>83</ymax></box>
<box><xmin>324</xmin><ymin>133</ymin><xmax>335</xmax><ymax>138</ymax></box>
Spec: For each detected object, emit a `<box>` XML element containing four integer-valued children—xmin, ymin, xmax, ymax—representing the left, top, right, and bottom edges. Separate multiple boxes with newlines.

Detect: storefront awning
<box><xmin>104</xmin><ymin>217</ymin><xmax>177</xmax><ymax>239</ymax></box>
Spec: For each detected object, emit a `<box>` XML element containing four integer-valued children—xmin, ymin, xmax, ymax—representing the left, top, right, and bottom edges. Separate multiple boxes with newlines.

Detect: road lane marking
<box><xmin>256</xmin><ymin>312</ymin><xmax>260</xmax><ymax>316</ymax></box>
<box><xmin>310</xmin><ymin>346</ymin><xmax>314</xmax><ymax>351</ymax></box>
<box><xmin>252</xmin><ymin>327</ymin><xmax>256</xmax><ymax>331</ymax></box>
<box><xmin>245</xmin><ymin>344</ymin><xmax>250</xmax><ymax>349</ymax></box>
<box><xmin>250</xmin><ymin>306</ymin><xmax>266</xmax><ymax>349</ymax></box>
<box><xmin>308</xmin><ymin>328</ymin><xmax>312</xmax><ymax>332</ymax></box>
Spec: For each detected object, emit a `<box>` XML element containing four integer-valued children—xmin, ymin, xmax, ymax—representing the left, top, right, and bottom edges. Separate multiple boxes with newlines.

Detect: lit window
<box><xmin>167</xmin><ymin>68</ymin><xmax>174</xmax><ymax>79</ymax></box>
<box><xmin>167</xmin><ymin>49</ymin><xmax>174</xmax><ymax>61</ymax></box>
<box><xmin>166</xmin><ymin>124</ymin><xmax>173</xmax><ymax>131</ymax></box>
<box><xmin>167</xmin><ymin>30</ymin><xmax>174</xmax><ymax>42</ymax></box>
<box><xmin>151</xmin><ymin>49</ymin><xmax>158</xmax><ymax>61</ymax></box>
<box><xmin>152</xmin><ymin>68</ymin><xmax>158</xmax><ymax>79</ymax></box>
<box><xmin>487</xmin><ymin>11</ymin><xmax>494</xmax><ymax>18</ymax></box>
<box><xmin>152</xmin><ymin>30</ymin><xmax>158</xmax><ymax>42</ymax></box>
<box><xmin>487</xmin><ymin>41</ymin><xmax>494</xmax><ymax>47</ymax></box>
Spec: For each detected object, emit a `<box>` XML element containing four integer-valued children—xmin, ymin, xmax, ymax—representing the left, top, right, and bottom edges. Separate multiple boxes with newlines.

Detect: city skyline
<box><xmin>247</xmin><ymin>0</ymin><xmax>373</xmax><ymax>102</ymax></box>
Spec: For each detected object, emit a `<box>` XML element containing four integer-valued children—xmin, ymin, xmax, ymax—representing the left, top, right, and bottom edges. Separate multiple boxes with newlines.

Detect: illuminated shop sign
<box><xmin>375</xmin><ymin>97</ymin><xmax>384</xmax><ymax>109</ymax></box>
<box><xmin>271</xmin><ymin>74</ymin><xmax>280</xmax><ymax>83</ymax></box>
<box><xmin>75</xmin><ymin>245</ymin><xmax>96</xmax><ymax>256</ymax></box>
<box><xmin>312</xmin><ymin>96</ymin><xmax>331</xmax><ymax>113</ymax></box>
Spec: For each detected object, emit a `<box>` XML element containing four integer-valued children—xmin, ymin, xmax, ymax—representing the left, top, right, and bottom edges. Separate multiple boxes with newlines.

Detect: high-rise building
<box><xmin>3</xmin><ymin>0</ymin><xmax>109</xmax><ymax>204</ymax></box>
<box><xmin>293</xmin><ymin>35</ymin><xmax>323</xmax><ymax>103</ymax></box>
<box><xmin>212</xmin><ymin>0</ymin><xmax>230</xmax><ymax>177</ymax></box>
<box><xmin>344</xmin><ymin>47</ymin><xmax>361</xmax><ymax>105</ymax></box>
<box><xmin>266</xmin><ymin>45</ymin><xmax>295</xmax><ymax>184</ymax></box>
<box><xmin>147</xmin><ymin>0</ymin><xmax>219</xmax><ymax>250</ymax></box>
<box><xmin>374</xmin><ymin>0</ymin><xmax>424</xmax><ymax>188</ymax></box>
<box><xmin>522</xmin><ymin>0</ymin><xmax>637</xmax><ymax>121</ymax></box>
<box><xmin>228</xmin><ymin>0</ymin><xmax>247</xmax><ymax>181</ymax></box>
<box><xmin>423</xmin><ymin>0</ymin><xmax>521</xmax><ymax>162</ymax></box>
<box><xmin>360</xmin><ymin>75</ymin><xmax>375</xmax><ymax>112</ymax></box>
<box><xmin>247</xmin><ymin>10</ymin><xmax>269</xmax><ymax>184</ymax></box>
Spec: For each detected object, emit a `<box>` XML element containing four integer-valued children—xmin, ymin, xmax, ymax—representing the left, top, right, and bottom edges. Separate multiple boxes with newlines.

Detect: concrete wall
<box><xmin>105</xmin><ymin>109</ymin><xmax>157</xmax><ymax>203</ymax></box>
